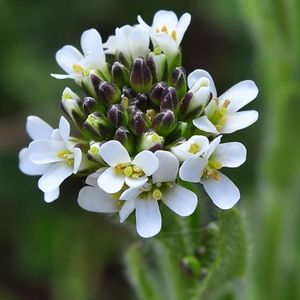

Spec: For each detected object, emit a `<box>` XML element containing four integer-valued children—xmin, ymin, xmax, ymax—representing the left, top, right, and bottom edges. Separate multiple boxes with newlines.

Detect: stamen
<box><xmin>152</xmin><ymin>189</ymin><xmax>162</xmax><ymax>200</ymax></box>
<box><xmin>189</xmin><ymin>143</ymin><xmax>200</xmax><ymax>154</ymax></box>
<box><xmin>171</xmin><ymin>30</ymin><xmax>177</xmax><ymax>41</ymax></box>
<box><xmin>124</xmin><ymin>166</ymin><xmax>133</xmax><ymax>177</ymax></box>
<box><xmin>161</xmin><ymin>25</ymin><xmax>168</xmax><ymax>34</ymax></box>
<box><xmin>72</xmin><ymin>64</ymin><xmax>84</xmax><ymax>73</ymax></box>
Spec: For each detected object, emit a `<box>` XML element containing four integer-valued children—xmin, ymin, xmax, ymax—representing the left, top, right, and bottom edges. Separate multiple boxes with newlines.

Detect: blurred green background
<box><xmin>0</xmin><ymin>0</ymin><xmax>299</xmax><ymax>299</ymax></box>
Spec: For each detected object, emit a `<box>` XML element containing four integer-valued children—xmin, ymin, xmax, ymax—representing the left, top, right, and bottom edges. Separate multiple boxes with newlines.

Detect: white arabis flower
<box><xmin>103</xmin><ymin>25</ymin><xmax>150</xmax><ymax>64</ymax></box>
<box><xmin>26</xmin><ymin>116</ymin><xmax>82</xmax><ymax>202</ymax></box>
<box><xmin>171</xmin><ymin>135</ymin><xmax>209</xmax><ymax>162</ymax></box>
<box><xmin>119</xmin><ymin>151</ymin><xmax>198</xmax><ymax>238</ymax></box>
<box><xmin>179</xmin><ymin>136</ymin><xmax>246</xmax><ymax>209</ymax></box>
<box><xmin>192</xmin><ymin>69</ymin><xmax>259</xmax><ymax>134</ymax></box>
<box><xmin>97</xmin><ymin>140</ymin><xmax>159</xmax><ymax>194</ymax></box>
<box><xmin>138</xmin><ymin>10</ymin><xmax>191</xmax><ymax>60</ymax></box>
<box><xmin>51</xmin><ymin>28</ymin><xmax>108</xmax><ymax>81</ymax></box>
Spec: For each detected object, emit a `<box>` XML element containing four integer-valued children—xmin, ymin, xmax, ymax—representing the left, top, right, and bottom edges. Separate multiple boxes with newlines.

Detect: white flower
<box><xmin>51</xmin><ymin>28</ymin><xmax>108</xmax><ymax>81</ymax></box>
<box><xmin>25</xmin><ymin>116</ymin><xmax>82</xmax><ymax>202</ymax></box>
<box><xmin>171</xmin><ymin>135</ymin><xmax>209</xmax><ymax>162</ymax></box>
<box><xmin>103</xmin><ymin>24</ymin><xmax>150</xmax><ymax>64</ymax></box>
<box><xmin>97</xmin><ymin>140</ymin><xmax>159</xmax><ymax>194</ymax></box>
<box><xmin>179</xmin><ymin>136</ymin><xmax>246</xmax><ymax>209</ymax></box>
<box><xmin>119</xmin><ymin>151</ymin><xmax>198</xmax><ymax>238</ymax></box>
<box><xmin>192</xmin><ymin>69</ymin><xmax>259</xmax><ymax>134</ymax></box>
<box><xmin>138</xmin><ymin>10</ymin><xmax>191</xmax><ymax>60</ymax></box>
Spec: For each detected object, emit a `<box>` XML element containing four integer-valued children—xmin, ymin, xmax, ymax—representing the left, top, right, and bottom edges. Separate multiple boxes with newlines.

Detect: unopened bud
<box><xmin>87</xmin><ymin>141</ymin><xmax>104</xmax><ymax>163</ymax></box>
<box><xmin>181</xmin><ymin>256</ymin><xmax>201</xmax><ymax>277</ymax></box>
<box><xmin>82</xmin><ymin>71</ymin><xmax>103</xmax><ymax>99</ymax></box>
<box><xmin>107</xmin><ymin>104</ymin><xmax>128</xmax><ymax>128</ymax></box>
<box><xmin>128</xmin><ymin>109</ymin><xmax>151</xmax><ymax>136</ymax></box>
<box><xmin>148</xmin><ymin>82</ymin><xmax>169</xmax><ymax>107</ymax></box>
<box><xmin>83</xmin><ymin>97</ymin><xmax>100</xmax><ymax>115</ymax></box>
<box><xmin>61</xmin><ymin>87</ymin><xmax>85</xmax><ymax>127</ymax></box>
<box><xmin>111</xmin><ymin>62</ymin><xmax>129</xmax><ymax>89</ymax></box>
<box><xmin>167</xmin><ymin>121</ymin><xmax>191</xmax><ymax>141</ymax></box>
<box><xmin>129</xmin><ymin>58</ymin><xmax>153</xmax><ymax>93</ymax></box>
<box><xmin>147</xmin><ymin>50</ymin><xmax>167</xmax><ymax>82</ymax></box>
<box><xmin>152</xmin><ymin>110</ymin><xmax>176</xmax><ymax>136</ymax></box>
<box><xmin>114</xmin><ymin>126</ymin><xmax>134</xmax><ymax>156</ymax></box>
<box><xmin>83</xmin><ymin>112</ymin><xmax>113</xmax><ymax>139</ymax></box>
<box><xmin>178</xmin><ymin>92</ymin><xmax>204</xmax><ymax>120</ymax></box>
<box><xmin>138</xmin><ymin>130</ymin><xmax>164</xmax><ymax>152</ymax></box>
<box><xmin>129</xmin><ymin>93</ymin><xmax>149</xmax><ymax>112</ymax></box>
<box><xmin>171</xmin><ymin>67</ymin><xmax>187</xmax><ymax>100</ymax></box>
<box><xmin>97</xmin><ymin>81</ymin><xmax>121</xmax><ymax>106</ymax></box>
<box><xmin>160</xmin><ymin>87</ymin><xmax>178</xmax><ymax>111</ymax></box>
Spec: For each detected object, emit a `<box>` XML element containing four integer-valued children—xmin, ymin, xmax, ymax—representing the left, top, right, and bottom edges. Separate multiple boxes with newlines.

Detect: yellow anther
<box><xmin>189</xmin><ymin>143</ymin><xmax>200</xmax><ymax>154</ymax></box>
<box><xmin>210</xmin><ymin>160</ymin><xmax>222</xmax><ymax>170</ymax></box>
<box><xmin>152</xmin><ymin>189</ymin><xmax>162</xmax><ymax>200</ymax></box>
<box><xmin>124</xmin><ymin>166</ymin><xmax>133</xmax><ymax>177</ymax></box>
<box><xmin>171</xmin><ymin>30</ymin><xmax>177</xmax><ymax>41</ymax></box>
<box><xmin>56</xmin><ymin>150</ymin><xmax>74</xmax><ymax>165</ymax></box>
<box><xmin>161</xmin><ymin>25</ymin><xmax>168</xmax><ymax>33</ymax></box>
<box><xmin>151</xmin><ymin>133</ymin><xmax>160</xmax><ymax>143</ymax></box>
<box><xmin>72</xmin><ymin>64</ymin><xmax>84</xmax><ymax>73</ymax></box>
<box><xmin>223</xmin><ymin>99</ymin><xmax>231</xmax><ymax>108</ymax></box>
<box><xmin>211</xmin><ymin>172</ymin><xmax>221</xmax><ymax>181</ymax></box>
<box><xmin>90</xmin><ymin>146</ymin><xmax>99</xmax><ymax>155</ymax></box>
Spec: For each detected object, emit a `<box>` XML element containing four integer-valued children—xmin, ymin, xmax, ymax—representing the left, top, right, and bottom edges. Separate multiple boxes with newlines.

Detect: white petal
<box><xmin>125</xmin><ymin>176</ymin><xmax>148</xmax><ymax>188</ymax></box>
<box><xmin>132</xmin><ymin>150</ymin><xmax>159</xmax><ymax>176</ymax></box>
<box><xmin>119</xmin><ymin>199</ymin><xmax>135</xmax><ymax>223</ymax></box>
<box><xmin>189</xmin><ymin>135</ymin><xmax>210</xmax><ymax>156</ymax></box>
<box><xmin>176</xmin><ymin>13</ymin><xmax>191</xmax><ymax>45</ymax></box>
<box><xmin>26</xmin><ymin>116</ymin><xmax>53</xmax><ymax>140</ymax></box>
<box><xmin>163</xmin><ymin>184</ymin><xmax>197</xmax><ymax>216</ymax></box>
<box><xmin>38</xmin><ymin>162</ymin><xmax>73</xmax><ymax>192</ymax></box>
<box><xmin>152</xmin><ymin>33</ymin><xmax>178</xmax><ymax>58</ymax></box>
<box><xmin>137</xmin><ymin>15</ymin><xmax>151</xmax><ymax>30</ymax></box>
<box><xmin>120</xmin><ymin>186</ymin><xmax>143</xmax><ymax>201</ymax></box>
<box><xmin>203</xmin><ymin>172</ymin><xmax>240</xmax><ymax>209</ymax></box>
<box><xmin>219</xmin><ymin>80</ymin><xmax>259</xmax><ymax>113</ymax></box>
<box><xmin>28</xmin><ymin>140</ymin><xmax>65</xmax><ymax>164</ymax></box>
<box><xmin>78</xmin><ymin>186</ymin><xmax>118</xmax><ymax>213</ymax></box>
<box><xmin>152</xmin><ymin>150</ymin><xmax>179</xmax><ymax>183</ymax></box>
<box><xmin>80</xmin><ymin>52</ymin><xmax>106</xmax><ymax>70</ymax></box>
<box><xmin>203</xmin><ymin>136</ymin><xmax>222</xmax><ymax>160</ymax></box>
<box><xmin>97</xmin><ymin>167</ymin><xmax>125</xmax><ymax>193</ymax></box>
<box><xmin>80</xmin><ymin>28</ymin><xmax>103</xmax><ymax>56</ymax></box>
<box><xmin>214</xmin><ymin>142</ymin><xmax>246</xmax><ymax>168</ymax></box>
<box><xmin>192</xmin><ymin>116</ymin><xmax>219</xmax><ymax>134</ymax></box>
<box><xmin>99</xmin><ymin>140</ymin><xmax>131</xmax><ymax>167</ymax></box>
<box><xmin>50</xmin><ymin>73</ymin><xmax>80</xmax><ymax>80</ymax></box>
<box><xmin>179</xmin><ymin>157</ymin><xmax>206</xmax><ymax>183</ymax></box>
<box><xmin>59</xmin><ymin>116</ymin><xmax>70</xmax><ymax>143</ymax></box>
<box><xmin>86</xmin><ymin>168</ymin><xmax>106</xmax><ymax>187</ymax></box>
<box><xmin>220</xmin><ymin>110</ymin><xmax>259</xmax><ymax>134</ymax></box>
<box><xmin>44</xmin><ymin>187</ymin><xmax>60</xmax><ymax>203</ymax></box>
<box><xmin>188</xmin><ymin>69</ymin><xmax>217</xmax><ymax>97</ymax></box>
<box><xmin>19</xmin><ymin>148</ymin><xmax>51</xmax><ymax>175</ymax></box>
<box><xmin>73</xmin><ymin>147</ymin><xmax>82</xmax><ymax>173</ymax></box>
<box><xmin>135</xmin><ymin>196</ymin><xmax>162</xmax><ymax>238</ymax></box>
<box><xmin>55</xmin><ymin>45</ymin><xmax>83</xmax><ymax>74</ymax></box>
<box><xmin>152</xmin><ymin>10</ymin><xmax>178</xmax><ymax>30</ymax></box>
<box><xmin>128</xmin><ymin>25</ymin><xmax>150</xmax><ymax>60</ymax></box>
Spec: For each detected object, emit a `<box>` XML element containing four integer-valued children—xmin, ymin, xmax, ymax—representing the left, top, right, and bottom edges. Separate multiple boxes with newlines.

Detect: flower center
<box><xmin>72</xmin><ymin>64</ymin><xmax>84</xmax><ymax>73</ymax></box>
<box><xmin>155</xmin><ymin>25</ymin><xmax>177</xmax><ymax>41</ymax></box>
<box><xmin>208</xmin><ymin>98</ymin><xmax>230</xmax><ymax>131</ymax></box>
<box><xmin>203</xmin><ymin>160</ymin><xmax>222</xmax><ymax>181</ymax></box>
<box><xmin>139</xmin><ymin>181</ymin><xmax>174</xmax><ymax>201</ymax></box>
<box><xmin>188</xmin><ymin>142</ymin><xmax>200</xmax><ymax>154</ymax></box>
<box><xmin>57</xmin><ymin>150</ymin><xmax>74</xmax><ymax>166</ymax></box>
<box><xmin>114</xmin><ymin>163</ymin><xmax>145</xmax><ymax>178</ymax></box>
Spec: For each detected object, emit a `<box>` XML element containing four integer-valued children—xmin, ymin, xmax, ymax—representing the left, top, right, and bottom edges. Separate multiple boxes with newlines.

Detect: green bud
<box><xmin>114</xmin><ymin>126</ymin><xmax>135</xmax><ymax>156</ymax></box>
<box><xmin>107</xmin><ymin>104</ymin><xmax>128</xmax><ymax>128</ymax></box>
<box><xmin>147</xmin><ymin>50</ymin><xmax>168</xmax><ymax>82</ymax></box>
<box><xmin>128</xmin><ymin>109</ymin><xmax>151</xmax><ymax>136</ymax></box>
<box><xmin>98</xmin><ymin>81</ymin><xmax>121</xmax><ymax>106</ymax></box>
<box><xmin>87</xmin><ymin>141</ymin><xmax>104</xmax><ymax>163</ymax></box>
<box><xmin>138</xmin><ymin>130</ymin><xmax>164</xmax><ymax>152</ymax></box>
<box><xmin>166</xmin><ymin>121</ymin><xmax>191</xmax><ymax>143</ymax></box>
<box><xmin>111</xmin><ymin>61</ymin><xmax>129</xmax><ymax>89</ymax></box>
<box><xmin>181</xmin><ymin>256</ymin><xmax>201</xmax><ymax>277</ymax></box>
<box><xmin>83</xmin><ymin>112</ymin><xmax>113</xmax><ymax>139</ymax></box>
<box><xmin>152</xmin><ymin>110</ymin><xmax>176</xmax><ymax>136</ymax></box>
<box><xmin>160</xmin><ymin>87</ymin><xmax>178</xmax><ymax>111</ymax></box>
<box><xmin>61</xmin><ymin>87</ymin><xmax>85</xmax><ymax>127</ymax></box>
<box><xmin>171</xmin><ymin>67</ymin><xmax>187</xmax><ymax>100</ymax></box>
<box><xmin>148</xmin><ymin>81</ymin><xmax>169</xmax><ymax>107</ymax></box>
<box><xmin>129</xmin><ymin>57</ymin><xmax>153</xmax><ymax>93</ymax></box>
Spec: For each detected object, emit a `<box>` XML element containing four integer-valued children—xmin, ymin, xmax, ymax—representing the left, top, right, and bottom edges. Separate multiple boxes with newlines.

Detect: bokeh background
<box><xmin>0</xmin><ymin>0</ymin><xmax>299</xmax><ymax>299</ymax></box>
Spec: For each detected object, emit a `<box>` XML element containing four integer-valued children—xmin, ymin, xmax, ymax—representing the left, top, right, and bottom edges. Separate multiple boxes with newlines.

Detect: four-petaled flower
<box><xmin>97</xmin><ymin>140</ymin><xmax>159</xmax><ymax>193</ymax></box>
<box><xmin>192</xmin><ymin>69</ymin><xmax>259</xmax><ymax>134</ymax></box>
<box><xmin>179</xmin><ymin>136</ymin><xmax>246</xmax><ymax>209</ymax></box>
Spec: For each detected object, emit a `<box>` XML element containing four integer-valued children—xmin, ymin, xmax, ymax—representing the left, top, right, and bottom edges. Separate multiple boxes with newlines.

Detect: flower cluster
<box><xmin>19</xmin><ymin>10</ymin><xmax>258</xmax><ymax>238</ymax></box>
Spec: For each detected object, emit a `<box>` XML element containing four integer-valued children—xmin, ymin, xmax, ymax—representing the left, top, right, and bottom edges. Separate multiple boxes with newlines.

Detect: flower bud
<box><xmin>129</xmin><ymin>57</ymin><xmax>153</xmax><ymax>93</ymax></box>
<box><xmin>148</xmin><ymin>81</ymin><xmax>169</xmax><ymax>107</ymax></box>
<box><xmin>171</xmin><ymin>67</ymin><xmax>187</xmax><ymax>100</ymax></box>
<box><xmin>128</xmin><ymin>109</ymin><xmax>151</xmax><ymax>136</ymax></box>
<box><xmin>129</xmin><ymin>93</ymin><xmax>149</xmax><ymax>112</ymax></box>
<box><xmin>178</xmin><ymin>92</ymin><xmax>205</xmax><ymax>120</ymax></box>
<box><xmin>83</xmin><ymin>112</ymin><xmax>113</xmax><ymax>139</ymax></box>
<box><xmin>146</xmin><ymin>49</ymin><xmax>168</xmax><ymax>82</ymax></box>
<box><xmin>181</xmin><ymin>256</ymin><xmax>201</xmax><ymax>277</ymax></box>
<box><xmin>87</xmin><ymin>141</ymin><xmax>104</xmax><ymax>163</ymax></box>
<box><xmin>167</xmin><ymin>121</ymin><xmax>191</xmax><ymax>142</ymax></box>
<box><xmin>61</xmin><ymin>87</ymin><xmax>85</xmax><ymax>127</ymax></box>
<box><xmin>83</xmin><ymin>97</ymin><xmax>99</xmax><ymax>115</ymax></box>
<box><xmin>82</xmin><ymin>71</ymin><xmax>103</xmax><ymax>99</ymax></box>
<box><xmin>111</xmin><ymin>61</ymin><xmax>129</xmax><ymax>89</ymax></box>
<box><xmin>160</xmin><ymin>87</ymin><xmax>178</xmax><ymax>111</ymax></box>
<box><xmin>152</xmin><ymin>110</ymin><xmax>176</xmax><ymax>136</ymax></box>
<box><xmin>114</xmin><ymin>126</ymin><xmax>134</xmax><ymax>156</ymax></box>
<box><xmin>138</xmin><ymin>130</ymin><xmax>164</xmax><ymax>152</ymax></box>
<box><xmin>97</xmin><ymin>81</ymin><xmax>121</xmax><ymax>106</ymax></box>
<box><xmin>107</xmin><ymin>104</ymin><xmax>128</xmax><ymax>128</ymax></box>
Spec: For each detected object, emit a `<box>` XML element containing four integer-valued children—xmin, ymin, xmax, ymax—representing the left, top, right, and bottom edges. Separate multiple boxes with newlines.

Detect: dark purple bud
<box><xmin>171</xmin><ymin>67</ymin><xmax>187</xmax><ymax>100</ymax></box>
<box><xmin>98</xmin><ymin>81</ymin><xmax>121</xmax><ymax>105</ymax></box>
<box><xmin>107</xmin><ymin>104</ymin><xmax>128</xmax><ymax>128</ymax></box>
<box><xmin>114</xmin><ymin>126</ymin><xmax>134</xmax><ymax>156</ymax></box>
<box><xmin>111</xmin><ymin>62</ymin><xmax>129</xmax><ymax>89</ymax></box>
<box><xmin>152</xmin><ymin>110</ymin><xmax>176</xmax><ymax>136</ymax></box>
<box><xmin>160</xmin><ymin>87</ymin><xmax>178</xmax><ymax>111</ymax></box>
<box><xmin>148</xmin><ymin>81</ymin><xmax>169</xmax><ymax>106</ymax></box>
<box><xmin>128</xmin><ymin>109</ymin><xmax>151</xmax><ymax>136</ymax></box>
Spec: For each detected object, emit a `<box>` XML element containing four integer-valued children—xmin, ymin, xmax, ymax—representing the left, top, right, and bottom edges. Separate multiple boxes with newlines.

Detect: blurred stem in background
<box><xmin>238</xmin><ymin>0</ymin><xmax>300</xmax><ymax>299</ymax></box>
